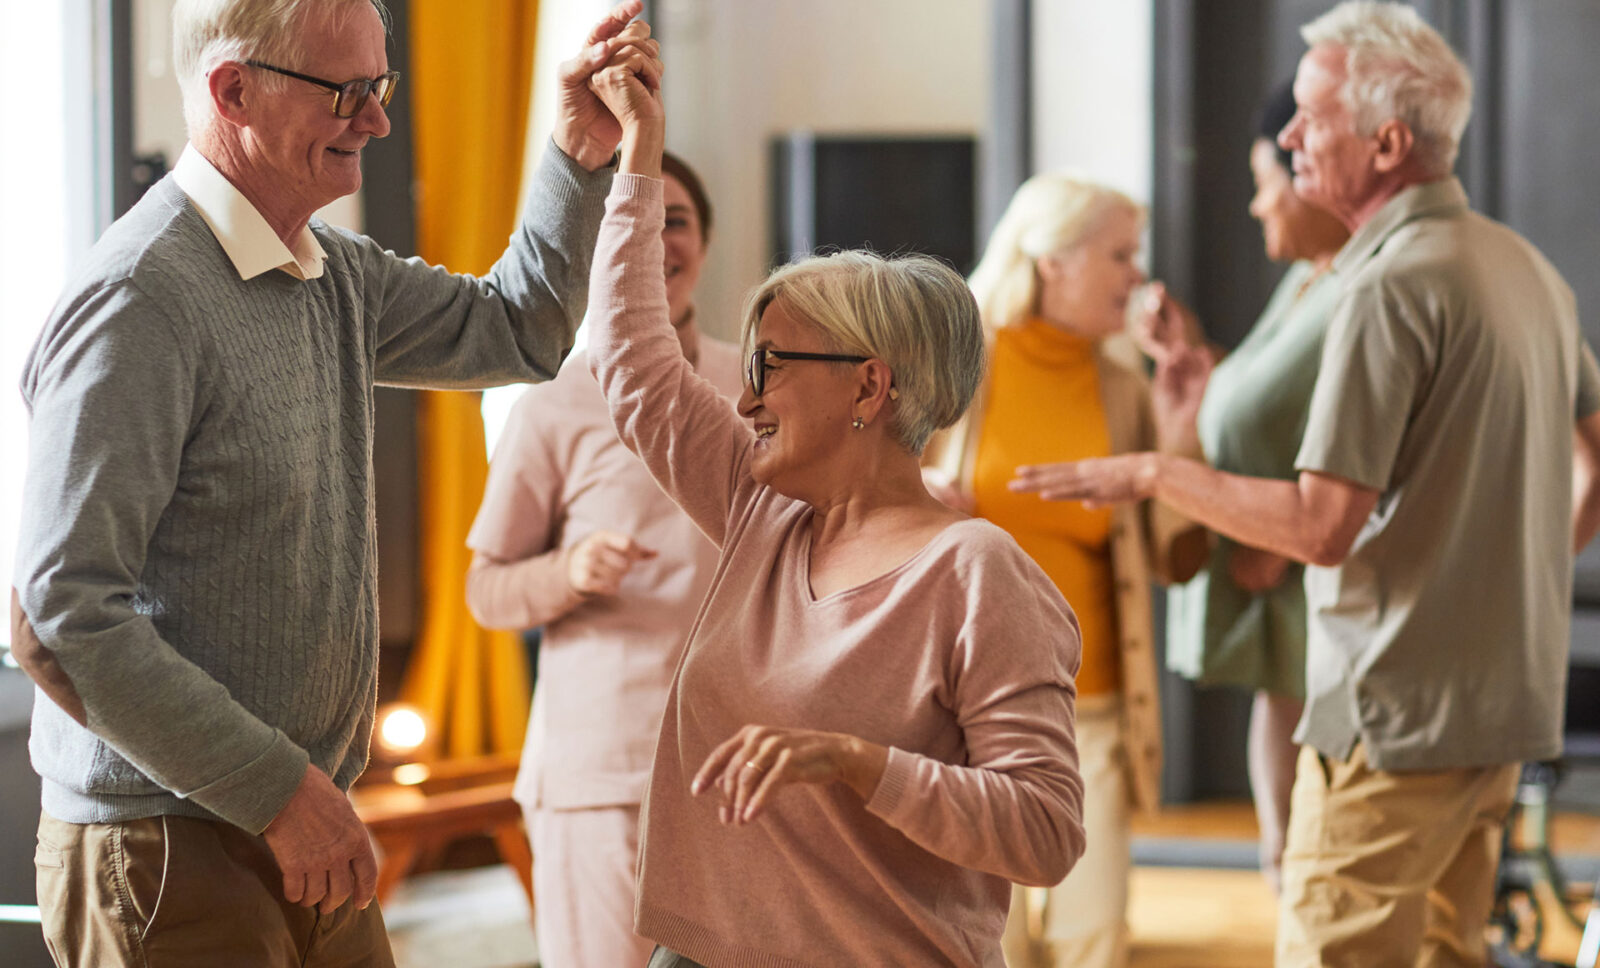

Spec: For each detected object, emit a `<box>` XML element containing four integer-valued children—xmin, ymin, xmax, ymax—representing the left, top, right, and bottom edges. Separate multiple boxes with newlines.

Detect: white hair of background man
<box><xmin>172</xmin><ymin>0</ymin><xmax>391</xmax><ymax>136</ymax></box>
<box><xmin>1301</xmin><ymin>0</ymin><xmax>1473</xmax><ymax>178</ymax></box>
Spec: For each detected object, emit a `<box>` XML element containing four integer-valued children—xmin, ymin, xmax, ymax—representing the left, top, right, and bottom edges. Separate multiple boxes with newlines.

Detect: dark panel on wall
<box><xmin>1495</xmin><ymin>0</ymin><xmax>1600</xmax><ymax>600</ymax></box>
<box><xmin>0</xmin><ymin>677</ymin><xmax>51</xmax><ymax>968</ymax></box>
<box><xmin>362</xmin><ymin>0</ymin><xmax>419</xmax><ymax>651</ymax></box>
<box><xmin>1188</xmin><ymin>1</ymin><xmax>1274</xmax><ymax>351</ymax></box>
<box><xmin>770</xmin><ymin>135</ymin><xmax>977</xmax><ymax>276</ymax></box>
<box><xmin>103</xmin><ymin>0</ymin><xmax>136</xmax><ymax>224</ymax></box>
<box><xmin>982</xmin><ymin>0</ymin><xmax>1031</xmax><ymax>245</ymax></box>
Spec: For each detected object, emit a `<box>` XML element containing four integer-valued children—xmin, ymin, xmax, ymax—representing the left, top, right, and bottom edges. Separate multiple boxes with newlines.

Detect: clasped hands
<box><xmin>553</xmin><ymin>0</ymin><xmax>664</xmax><ymax>170</ymax></box>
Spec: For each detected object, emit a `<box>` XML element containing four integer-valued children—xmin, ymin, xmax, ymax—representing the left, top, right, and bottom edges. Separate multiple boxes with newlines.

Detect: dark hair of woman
<box><xmin>662</xmin><ymin>151</ymin><xmax>713</xmax><ymax>244</ymax></box>
<box><xmin>1256</xmin><ymin>80</ymin><xmax>1299</xmax><ymax>172</ymax></box>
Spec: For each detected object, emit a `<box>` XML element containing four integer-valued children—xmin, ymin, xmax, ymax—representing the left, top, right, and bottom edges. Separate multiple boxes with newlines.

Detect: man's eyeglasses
<box><xmin>745</xmin><ymin>348</ymin><xmax>898</xmax><ymax>400</ymax></box>
<box><xmin>246</xmin><ymin>60</ymin><xmax>400</xmax><ymax>118</ymax></box>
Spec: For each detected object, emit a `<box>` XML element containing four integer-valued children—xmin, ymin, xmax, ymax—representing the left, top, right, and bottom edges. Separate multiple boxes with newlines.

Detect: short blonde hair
<box><xmin>967</xmin><ymin>172</ymin><xmax>1143</xmax><ymax>337</ymax></box>
<box><xmin>1302</xmin><ymin>1</ymin><xmax>1473</xmax><ymax>177</ymax></box>
<box><xmin>741</xmin><ymin>252</ymin><xmax>985</xmax><ymax>455</ymax></box>
<box><xmin>174</xmin><ymin>0</ymin><xmax>391</xmax><ymax>135</ymax></box>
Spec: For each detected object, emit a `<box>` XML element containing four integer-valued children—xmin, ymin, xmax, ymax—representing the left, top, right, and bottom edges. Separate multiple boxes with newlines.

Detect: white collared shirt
<box><xmin>172</xmin><ymin>144</ymin><xmax>327</xmax><ymax>281</ymax></box>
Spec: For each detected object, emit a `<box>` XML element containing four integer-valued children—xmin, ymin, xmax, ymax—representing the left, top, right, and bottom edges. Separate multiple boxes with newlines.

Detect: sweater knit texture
<box><xmin>17</xmin><ymin>144</ymin><xmax>611</xmax><ymax>834</ymax></box>
<box><xmin>589</xmin><ymin>175</ymin><xmax>1086</xmax><ymax>968</ymax></box>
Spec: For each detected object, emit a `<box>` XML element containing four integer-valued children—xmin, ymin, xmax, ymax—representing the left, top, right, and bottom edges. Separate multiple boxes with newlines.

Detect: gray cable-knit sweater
<box><xmin>15</xmin><ymin>144</ymin><xmax>611</xmax><ymax>834</ymax></box>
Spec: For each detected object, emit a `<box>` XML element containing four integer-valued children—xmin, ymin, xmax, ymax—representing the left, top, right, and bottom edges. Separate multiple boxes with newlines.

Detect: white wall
<box><xmin>1031</xmin><ymin>0</ymin><xmax>1154</xmax><ymax>208</ymax></box>
<box><xmin>654</xmin><ymin>0</ymin><xmax>993</xmax><ymax>339</ymax></box>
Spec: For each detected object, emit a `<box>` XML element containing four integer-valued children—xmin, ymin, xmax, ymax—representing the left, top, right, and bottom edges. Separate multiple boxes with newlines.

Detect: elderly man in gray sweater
<box><xmin>9</xmin><ymin>1</ymin><xmax>660</xmax><ymax>964</ymax></box>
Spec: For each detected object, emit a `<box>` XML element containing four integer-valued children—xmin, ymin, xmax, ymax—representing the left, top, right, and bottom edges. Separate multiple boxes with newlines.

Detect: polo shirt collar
<box><xmin>172</xmin><ymin>144</ymin><xmax>327</xmax><ymax>282</ymax></box>
<box><xmin>1333</xmin><ymin>177</ymin><xmax>1469</xmax><ymax>276</ymax></box>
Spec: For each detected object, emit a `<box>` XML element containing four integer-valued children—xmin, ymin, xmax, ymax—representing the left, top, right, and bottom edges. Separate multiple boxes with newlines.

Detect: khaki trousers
<box><xmin>35</xmin><ymin>811</ymin><xmax>395</xmax><ymax>968</ymax></box>
<box><xmin>526</xmin><ymin>804</ymin><xmax>654</xmax><ymax>968</ymax></box>
<box><xmin>1004</xmin><ymin>698</ymin><xmax>1131</xmax><ymax>968</ymax></box>
<box><xmin>1276</xmin><ymin>744</ymin><xmax>1519</xmax><ymax>968</ymax></box>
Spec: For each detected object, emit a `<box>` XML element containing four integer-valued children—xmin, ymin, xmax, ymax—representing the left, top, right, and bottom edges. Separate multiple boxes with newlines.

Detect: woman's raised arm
<box><xmin>584</xmin><ymin>42</ymin><xmax>755</xmax><ymax>545</ymax></box>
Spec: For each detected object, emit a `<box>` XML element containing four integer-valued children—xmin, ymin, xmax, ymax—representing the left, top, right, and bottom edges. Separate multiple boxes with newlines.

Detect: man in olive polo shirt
<box><xmin>1009</xmin><ymin>2</ymin><xmax>1600</xmax><ymax>965</ymax></box>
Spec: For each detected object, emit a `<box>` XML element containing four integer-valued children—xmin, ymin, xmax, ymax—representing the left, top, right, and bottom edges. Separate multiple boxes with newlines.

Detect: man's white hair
<box><xmin>172</xmin><ymin>0</ymin><xmax>390</xmax><ymax>136</ymax></box>
<box><xmin>1302</xmin><ymin>1</ymin><xmax>1473</xmax><ymax>177</ymax></box>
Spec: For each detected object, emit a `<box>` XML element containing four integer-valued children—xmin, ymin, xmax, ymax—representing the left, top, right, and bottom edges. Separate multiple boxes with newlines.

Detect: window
<box><xmin>1</xmin><ymin>3</ymin><xmax>79</xmax><ymax>650</ymax></box>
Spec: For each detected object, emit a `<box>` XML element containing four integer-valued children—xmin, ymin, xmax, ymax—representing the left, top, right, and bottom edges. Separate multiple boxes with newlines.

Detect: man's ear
<box><xmin>208</xmin><ymin>61</ymin><xmax>252</xmax><ymax>128</ymax></box>
<box><xmin>1372</xmin><ymin>118</ymin><xmax>1416</xmax><ymax>174</ymax></box>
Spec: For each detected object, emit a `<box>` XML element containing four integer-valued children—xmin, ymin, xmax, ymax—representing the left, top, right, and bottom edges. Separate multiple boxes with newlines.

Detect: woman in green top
<box><xmin>1136</xmin><ymin>83</ymin><xmax>1348</xmax><ymax>892</ymax></box>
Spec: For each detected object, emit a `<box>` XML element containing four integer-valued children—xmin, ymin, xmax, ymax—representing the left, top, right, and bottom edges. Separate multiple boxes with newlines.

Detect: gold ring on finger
<box><xmin>743</xmin><ymin>760</ymin><xmax>766</xmax><ymax>773</ymax></box>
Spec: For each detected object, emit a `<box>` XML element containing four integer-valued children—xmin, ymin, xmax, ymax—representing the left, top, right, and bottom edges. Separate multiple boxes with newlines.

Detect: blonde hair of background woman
<box><xmin>967</xmin><ymin>172</ymin><xmax>1143</xmax><ymax>338</ymax></box>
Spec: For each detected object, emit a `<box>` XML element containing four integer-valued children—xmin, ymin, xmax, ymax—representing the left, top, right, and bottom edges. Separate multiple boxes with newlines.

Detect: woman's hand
<box><xmin>552</xmin><ymin>1</ymin><xmax>654</xmax><ymax>170</ymax></box>
<box><xmin>690</xmin><ymin>725</ymin><xmax>888</xmax><ymax>825</ymax></box>
<box><xmin>1227</xmin><ymin>544</ymin><xmax>1293</xmax><ymax>593</ymax></box>
<box><xmin>1009</xmin><ymin>454</ymin><xmax>1162</xmax><ymax>508</ymax></box>
<box><xmin>1152</xmin><ymin>343</ymin><xmax>1213</xmax><ymax>455</ymax></box>
<box><xmin>1132</xmin><ymin>282</ymin><xmax>1204</xmax><ymax>365</ymax></box>
<box><xmin>587</xmin><ymin>30</ymin><xmax>665</xmax><ymax>176</ymax></box>
<box><xmin>565</xmin><ymin>530</ymin><xmax>657</xmax><ymax>597</ymax></box>
<box><xmin>922</xmin><ymin>467</ymin><xmax>974</xmax><ymax>514</ymax></box>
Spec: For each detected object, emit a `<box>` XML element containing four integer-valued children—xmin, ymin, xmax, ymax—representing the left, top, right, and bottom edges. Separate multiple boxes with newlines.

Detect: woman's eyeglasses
<box><xmin>744</xmin><ymin>349</ymin><xmax>869</xmax><ymax>397</ymax></box>
<box><xmin>744</xmin><ymin>348</ymin><xmax>898</xmax><ymax>400</ymax></box>
<box><xmin>246</xmin><ymin>60</ymin><xmax>401</xmax><ymax>118</ymax></box>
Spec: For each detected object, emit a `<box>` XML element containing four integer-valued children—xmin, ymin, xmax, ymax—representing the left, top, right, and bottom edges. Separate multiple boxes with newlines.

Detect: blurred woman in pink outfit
<box><xmin>465</xmin><ymin>152</ymin><xmax>742</xmax><ymax>968</ymax></box>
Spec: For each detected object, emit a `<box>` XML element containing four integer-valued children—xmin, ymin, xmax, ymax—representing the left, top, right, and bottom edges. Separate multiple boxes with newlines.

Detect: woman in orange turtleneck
<box><xmin>925</xmin><ymin>173</ymin><xmax>1202</xmax><ymax>968</ymax></box>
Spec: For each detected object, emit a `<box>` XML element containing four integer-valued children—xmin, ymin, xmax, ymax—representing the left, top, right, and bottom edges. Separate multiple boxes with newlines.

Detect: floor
<box><xmin>384</xmin><ymin>799</ymin><xmax>1600</xmax><ymax>968</ymax></box>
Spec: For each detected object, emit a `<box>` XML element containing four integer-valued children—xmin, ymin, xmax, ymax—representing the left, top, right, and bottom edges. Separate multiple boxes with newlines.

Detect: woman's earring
<box><xmin>852</xmin><ymin>417</ymin><xmax>865</xmax><ymax>430</ymax></box>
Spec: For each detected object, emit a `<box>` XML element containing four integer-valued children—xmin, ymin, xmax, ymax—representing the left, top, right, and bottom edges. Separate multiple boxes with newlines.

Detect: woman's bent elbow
<box><xmin>1012</xmin><ymin>813</ymin><xmax>1086</xmax><ymax>887</ymax></box>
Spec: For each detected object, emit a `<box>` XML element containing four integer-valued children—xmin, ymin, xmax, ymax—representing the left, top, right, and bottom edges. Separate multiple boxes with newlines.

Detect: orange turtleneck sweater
<box><xmin>973</xmin><ymin>318</ymin><xmax>1120</xmax><ymax>696</ymax></box>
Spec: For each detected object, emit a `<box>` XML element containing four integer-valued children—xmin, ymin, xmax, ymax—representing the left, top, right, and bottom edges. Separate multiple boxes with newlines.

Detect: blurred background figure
<box><xmin>465</xmin><ymin>153</ymin><xmax>744</xmax><ymax>968</ymax></box>
<box><xmin>1134</xmin><ymin>81</ymin><xmax>1349</xmax><ymax>894</ymax></box>
<box><xmin>927</xmin><ymin>172</ymin><xmax>1203</xmax><ymax>968</ymax></box>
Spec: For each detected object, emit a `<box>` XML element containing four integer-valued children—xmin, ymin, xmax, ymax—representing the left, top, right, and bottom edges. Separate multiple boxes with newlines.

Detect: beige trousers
<box><xmin>34</xmin><ymin>811</ymin><xmax>394</xmax><ymax>968</ymax></box>
<box><xmin>1276</xmin><ymin>743</ymin><xmax>1519</xmax><ymax>968</ymax></box>
<box><xmin>1004</xmin><ymin>698</ymin><xmax>1131</xmax><ymax>968</ymax></box>
<box><xmin>527</xmin><ymin>803</ymin><xmax>654</xmax><ymax>968</ymax></box>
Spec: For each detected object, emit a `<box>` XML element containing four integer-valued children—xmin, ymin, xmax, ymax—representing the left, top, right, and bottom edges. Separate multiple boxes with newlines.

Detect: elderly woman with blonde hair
<box><xmin>924</xmin><ymin>171</ymin><xmax>1202</xmax><ymax>968</ymax></box>
<box><xmin>575</xmin><ymin>36</ymin><xmax>1087</xmax><ymax>968</ymax></box>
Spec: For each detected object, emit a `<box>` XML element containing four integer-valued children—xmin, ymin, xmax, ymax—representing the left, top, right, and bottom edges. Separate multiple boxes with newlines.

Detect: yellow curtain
<box><xmin>400</xmin><ymin>0</ymin><xmax>541</xmax><ymax>760</ymax></box>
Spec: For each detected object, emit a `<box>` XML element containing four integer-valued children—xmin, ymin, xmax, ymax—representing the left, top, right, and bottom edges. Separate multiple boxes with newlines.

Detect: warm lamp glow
<box><xmin>391</xmin><ymin>762</ymin><xmax>431</xmax><ymax>786</ymax></box>
<box><xmin>376</xmin><ymin>704</ymin><xmax>428</xmax><ymax>757</ymax></box>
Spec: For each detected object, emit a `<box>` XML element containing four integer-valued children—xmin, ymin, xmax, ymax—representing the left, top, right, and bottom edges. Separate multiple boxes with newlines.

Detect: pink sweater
<box><xmin>588</xmin><ymin>175</ymin><xmax>1086</xmax><ymax>968</ymax></box>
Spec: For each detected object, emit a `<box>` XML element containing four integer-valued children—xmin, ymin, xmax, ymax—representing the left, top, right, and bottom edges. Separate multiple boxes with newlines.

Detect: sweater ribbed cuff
<box><xmin>863</xmin><ymin>745</ymin><xmax>913</xmax><ymax>819</ymax></box>
<box><xmin>610</xmin><ymin>172</ymin><xmax>663</xmax><ymax>203</ymax></box>
<box><xmin>537</xmin><ymin>138</ymin><xmax>616</xmax><ymax>216</ymax></box>
<box><xmin>184</xmin><ymin>730</ymin><xmax>310</xmax><ymax>834</ymax></box>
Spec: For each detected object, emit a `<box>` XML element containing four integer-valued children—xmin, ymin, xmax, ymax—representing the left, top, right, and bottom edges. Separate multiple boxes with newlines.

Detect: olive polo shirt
<box><xmin>1294</xmin><ymin>177</ymin><xmax>1600</xmax><ymax>771</ymax></box>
